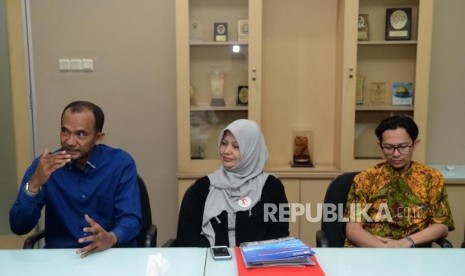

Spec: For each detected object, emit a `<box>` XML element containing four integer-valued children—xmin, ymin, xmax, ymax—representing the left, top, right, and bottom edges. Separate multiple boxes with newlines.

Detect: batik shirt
<box><xmin>344</xmin><ymin>161</ymin><xmax>454</xmax><ymax>247</ymax></box>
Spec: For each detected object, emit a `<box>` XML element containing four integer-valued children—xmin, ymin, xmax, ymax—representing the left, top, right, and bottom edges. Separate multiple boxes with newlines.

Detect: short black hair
<box><xmin>61</xmin><ymin>101</ymin><xmax>105</xmax><ymax>132</ymax></box>
<box><xmin>375</xmin><ymin>115</ymin><xmax>418</xmax><ymax>143</ymax></box>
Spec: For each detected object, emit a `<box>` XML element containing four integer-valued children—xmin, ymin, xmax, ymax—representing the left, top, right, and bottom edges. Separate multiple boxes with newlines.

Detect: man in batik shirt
<box><xmin>345</xmin><ymin>116</ymin><xmax>454</xmax><ymax>247</ymax></box>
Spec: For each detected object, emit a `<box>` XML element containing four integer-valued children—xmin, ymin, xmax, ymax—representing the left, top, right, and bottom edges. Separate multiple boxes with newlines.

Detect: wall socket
<box><xmin>70</xmin><ymin>59</ymin><xmax>82</xmax><ymax>71</ymax></box>
<box><xmin>82</xmin><ymin>59</ymin><xmax>94</xmax><ymax>71</ymax></box>
<box><xmin>58</xmin><ymin>59</ymin><xmax>70</xmax><ymax>71</ymax></box>
<box><xmin>58</xmin><ymin>58</ymin><xmax>94</xmax><ymax>72</ymax></box>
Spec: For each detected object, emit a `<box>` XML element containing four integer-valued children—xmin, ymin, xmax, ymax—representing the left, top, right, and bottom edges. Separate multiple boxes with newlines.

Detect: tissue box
<box><xmin>392</xmin><ymin>82</ymin><xmax>413</xmax><ymax>105</ymax></box>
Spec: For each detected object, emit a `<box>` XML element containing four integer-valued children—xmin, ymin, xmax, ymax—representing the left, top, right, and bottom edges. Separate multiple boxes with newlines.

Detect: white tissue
<box><xmin>146</xmin><ymin>253</ymin><xmax>170</xmax><ymax>276</ymax></box>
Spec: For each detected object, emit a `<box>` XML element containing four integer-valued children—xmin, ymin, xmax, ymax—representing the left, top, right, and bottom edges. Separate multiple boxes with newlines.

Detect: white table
<box><xmin>3</xmin><ymin>247</ymin><xmax>465</xmax><ymax>276</ymax></box>
<box><xmin>205</xmin><ymin>246</ymin><xmax>238</xmax><ymax>276</ymax></box>
<box><xmin>0</xmin><ymin>248</ymin><xmax>207</xmax><ymax>276</ymax></box>
<box><xmin>430</xmin><ymin>164</ymin><xmax>465</xmax><ymax>183</ymax></box>
<box><xmin>315</xmin><ymin>248</ymin><xmax>465</xmax><ymax>276</ymax></box>
<box><xmin>205</xmin><ymin>247</ymin><xmax>465</xmax><ymax>276</ymax></box>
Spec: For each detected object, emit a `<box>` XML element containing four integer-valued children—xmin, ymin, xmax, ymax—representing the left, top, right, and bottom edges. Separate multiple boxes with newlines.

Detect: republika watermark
<box><xmin>264</xmin><ymin>203</ymin><xmax>422</xmax><ymax>223</ymax></box>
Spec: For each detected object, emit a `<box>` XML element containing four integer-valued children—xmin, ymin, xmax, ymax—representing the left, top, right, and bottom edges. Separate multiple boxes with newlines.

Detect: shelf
<box><xmin>358</xmin><ymin>40</ymin><xmax>417</xmax><ymax>45</ymax></box>
<box><xmin>177</xmin><ymin>164</ymin><xmax>341</xmax><ymax>180</ymax></box>
<box><xmin>190</xmin><ymin>40</ymin><xmax>248</xmax><ymax>46</ymax></box>
<box><xmin>355</xmin><ymin>105</ymin><xmax>414</xmax><ymax>111</ymax></box>
<box><xmin>190</xmin><ymin>105</ymin><xmax>248</xmax><ymax>111</ymax></box>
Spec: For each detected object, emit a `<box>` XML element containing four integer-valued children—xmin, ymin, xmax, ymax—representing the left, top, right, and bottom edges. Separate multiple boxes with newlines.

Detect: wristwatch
<box><xmin>25</xmin><ymin>181</ymin><xmax>41</xmax><ymax>197</ymax></box>
<box><xmin>405</xmin><ymin>236</ymin><xmax>415</xmax><ymax>248</ymax></box>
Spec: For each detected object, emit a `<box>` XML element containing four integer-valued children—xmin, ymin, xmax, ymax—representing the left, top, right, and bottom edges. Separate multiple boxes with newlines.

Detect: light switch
<box><xmin>70</xmin><ymin>59</ymin><xmax>82</xmax><ymax>71</ymax></box>
<box><xmin>58</xmin><ymin>59</ymin><xmax>70</xmax><ymax>71</ymax></box>
<box><xmin>82</xmin><ymin>59</ymin><xmax>94</xmax><ymax>71</ymax></box>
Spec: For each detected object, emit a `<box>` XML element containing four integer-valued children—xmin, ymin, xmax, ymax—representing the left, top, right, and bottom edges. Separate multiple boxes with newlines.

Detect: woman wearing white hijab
<box><xmin>176</xmin><ymin>119</ymin><xmax>289</xmax><ymax>247</ymax></box>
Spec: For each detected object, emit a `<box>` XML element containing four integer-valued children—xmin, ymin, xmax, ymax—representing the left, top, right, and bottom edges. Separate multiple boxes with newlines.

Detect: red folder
<box><xmin>234</xmin><ymin>246</ymin><xmax>326</xmax><ymax>276</ymax></box>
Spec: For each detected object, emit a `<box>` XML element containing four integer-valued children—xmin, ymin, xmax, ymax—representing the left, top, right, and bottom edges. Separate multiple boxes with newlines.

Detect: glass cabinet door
<box><xmin>339</xmin><ymin>0</ymin><xmax>432</xmax><ymax>171</ymax></box>
<box><xmin>176</xmin><ymin>0</ymin><xmax>261</xmax><ymax>172</ymax></box>
<box><xmin>189</xmin><ymin>0</ymin><xmax>249</xmax><ymax>161</ymax></box>
<box><xmin>353</xmin><ymin>0</ymin><xmax>418</xmax><ymax>160</ymax></box>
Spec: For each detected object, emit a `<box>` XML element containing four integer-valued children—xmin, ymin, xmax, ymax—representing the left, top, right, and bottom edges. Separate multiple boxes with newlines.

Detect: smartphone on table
<box><xmin>210</xmin><ymin>246</ymin><xmax>232</xmax><ymax>260</ymax></box>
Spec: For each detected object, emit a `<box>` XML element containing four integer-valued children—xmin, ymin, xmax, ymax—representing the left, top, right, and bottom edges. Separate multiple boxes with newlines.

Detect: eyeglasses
<box><xmin>380</xmin><ymin>144</ymin><xmax>413</xmax><ymax>155</ymax></box>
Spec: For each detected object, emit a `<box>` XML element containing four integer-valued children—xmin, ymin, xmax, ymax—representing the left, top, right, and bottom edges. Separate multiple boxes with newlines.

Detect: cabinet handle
<box><xmin>252</xmin><ymin>68</ymin><xmax>257</xmax><ymax>81</ymax></box>
<box><xmin>348</xmin><ymin>67</ymin><xmax>354</xmax><ymax>79</ymax></box>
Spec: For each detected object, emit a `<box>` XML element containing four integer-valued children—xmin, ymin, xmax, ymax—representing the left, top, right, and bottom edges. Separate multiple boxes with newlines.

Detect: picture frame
<box><xmin>358</xmin><ymin>14</ymin><xmax>369</xmax><ymax>41</ymax></box>
<box><xmin>385</xmin><ymin>8</ymin><xmax>412</xmax><ymax>40</ymax></box>
<box><xmin>214</xmin><ymin>22</ymin><xmax>228</xmax><ymax>42</ymax></box>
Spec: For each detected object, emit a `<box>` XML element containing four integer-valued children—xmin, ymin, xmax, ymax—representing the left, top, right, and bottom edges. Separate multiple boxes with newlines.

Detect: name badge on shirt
<box><xmin>238</xmin><ymin>196</ymin><xmax>251</xmax><ymax>208</ymax></box>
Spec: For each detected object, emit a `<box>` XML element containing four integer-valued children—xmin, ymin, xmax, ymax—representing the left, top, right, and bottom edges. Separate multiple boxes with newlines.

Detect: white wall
<box><xmin>427</xmin><ymin>0</ymin><xmax>465</xmax><ymax>165</ymax></box>
<box><xmin>28</xmin><ymin>0</ymin><xmax>177</xmax><ymax>245</ymax></box>
<box><xmin>0</xmin><ymin>0</ymin><xmax>18</xmax><ymax>235</ymax></box>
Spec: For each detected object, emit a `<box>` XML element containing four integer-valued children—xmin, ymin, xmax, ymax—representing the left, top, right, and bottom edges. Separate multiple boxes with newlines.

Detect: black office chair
<box><xmin>136</xmin><ymin>174</ymin><xmax>157</xmax><ymax>247</ymax></box>
<box><xmin>162</xmin><ymin>238</ymin><xmax>179</xmax><ymax>247</ymax></box>
<box><xmin>162</xmin><ymin>183</ymin><xmax>196</xmax><ymax>247</ymax></box>
<box><xmin>462</xmin><ymin>227</ymin><xmax>465</xmax><ymax>248</ymax></box>
<box><xmin>315</xmin><ymin>172</ymin><xmax>453</xmax><ymax>248</ymax></box>
<box><xmin>24</xmin><ymin>174</ymin><xmax>157</xmax><ymax>248</ymax></box>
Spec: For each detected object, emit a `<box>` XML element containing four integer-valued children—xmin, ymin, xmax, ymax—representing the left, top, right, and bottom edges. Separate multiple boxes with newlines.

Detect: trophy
<box><xmin>290</xmin><ymin>129</ymin><xmax>314</xmax><ymax>167</ymax></box>
<box><xmin>356</xmin><ymin>75</ymin><xmax>366</xmax><ymax>104</ymax></box>
<box><xmin>210</xmin><ymin>67</ymin><xmax>225</xmax><ymax>106</ymax></box>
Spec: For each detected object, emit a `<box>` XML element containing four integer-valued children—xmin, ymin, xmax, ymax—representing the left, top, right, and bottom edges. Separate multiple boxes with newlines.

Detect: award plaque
<box><xmin>189</xmin><ymin>19</ymin><xmax>204</xmax><ymax>41</ymax></box>
<box><xmin>356</xmin><ymin>75</ymin><xmax>366</xmax><ymax>104</ymax></box>
<box><xmin>237</xmin><ymin>86</ymin><xmax>248</xmax><ymax>105</ymax></box>
<box><xmin>358</xmin><ymin>14</ymin><xmax>369</xmax><ymax>41</ymax></box>
<box><xmin>385</xmin><ymin>8</ymin><xmax>411</xmax><ymax>40</ymax></box>
<box><xmin>369</xmin><ymin>82</ymin><xmax>388</xmax><ymax>105</ymax></box>
<box><xmin>237</xmin><ymin>20</ymin><xmax>249</xmax><ymax>42</ymax></box>
<box><xmin>214</xmin><ymin>22</ymin><xmax>228</xmax><ymax>42</ymax></box>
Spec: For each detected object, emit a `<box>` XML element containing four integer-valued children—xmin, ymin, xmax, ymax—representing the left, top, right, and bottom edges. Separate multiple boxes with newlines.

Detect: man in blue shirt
<box><xmin>10</xmin><ymin>101</ymin><xmax>142</xmax><ymax>257</ymax></box>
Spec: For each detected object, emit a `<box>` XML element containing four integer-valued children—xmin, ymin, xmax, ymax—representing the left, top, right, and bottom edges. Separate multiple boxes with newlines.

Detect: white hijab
<box><xmin>202</xmin><ymin>119</ymin><xmax>269</xmax><ymax>246</ymax></box>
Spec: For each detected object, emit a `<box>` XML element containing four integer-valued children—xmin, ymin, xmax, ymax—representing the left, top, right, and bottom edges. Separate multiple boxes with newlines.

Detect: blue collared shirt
<box><xmin>9</xmin><ymin>144</ymin><xmax>142</xmax><ymax>248</ymax></box>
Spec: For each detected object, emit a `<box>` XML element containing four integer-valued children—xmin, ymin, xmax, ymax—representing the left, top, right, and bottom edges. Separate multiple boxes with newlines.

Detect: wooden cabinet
<box><xmin>445</xmin><ymin>182</ymin><xmax>465</xmax><ymax>248</ymax></box>
<box><xmin>278</xmin><ymin>179</ymin><xmax>300</xmax><ymax>238</ymax></box>
<box><xmin>337</xmin><ymin>0</ymin><xmax>434</xmax><ymax>171</ymax></box>
<box><xmin>176</xmin><ymin>0</ymin><xmax>344</xmax><ymax>174</ymax></box>
<box><xmin>175</xmin><ymin>0</ymin><xmax>437</xmax><ymax>245</ymax></box>
<box><xmin>299</xmin><ymin>179</ymin><xmax>332</xmax><ymax>245</ymax></box>
<box><xmin>176</xmin><ymin>0</ymin><xmax>436</xmax><ymax>174</ymax></box>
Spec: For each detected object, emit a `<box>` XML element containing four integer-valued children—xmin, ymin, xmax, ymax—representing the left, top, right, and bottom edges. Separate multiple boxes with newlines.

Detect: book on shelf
<box><xmin>239</xmin><ymin>237</ymin><xmax>315</xmax><ymax>268</ymax></box>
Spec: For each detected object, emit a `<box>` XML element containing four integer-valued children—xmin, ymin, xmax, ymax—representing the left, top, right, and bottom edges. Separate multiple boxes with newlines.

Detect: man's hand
<box><xmin>76</xmin><ymin>214</ymin><xmax>118</xmax><ymax>258</ymax></box>
<box><xmin>28</xmin><ymin>148</ymin><xmax>71</xmax><ymax>192</ymax></box>
<box><xmin>376</xmin><ymin>236</ymin><xmax>412</xmax><ymax>248</ymax></box>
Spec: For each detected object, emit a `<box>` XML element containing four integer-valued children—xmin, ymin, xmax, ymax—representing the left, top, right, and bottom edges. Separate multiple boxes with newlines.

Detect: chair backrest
<box><xmin>462</xmin><ymin>227</ymin><xmax>465</xmax><ymax>248</ymax></box>
<box><xmin>320</xmin><ymin>172</ymin><xmax>359</xmax><ymax>247</ymax></box>
<box><xmin>171</xmin><ymin>183</ymin><xmax>196</xmax><ymax>247</ymax></box>
<box><xmin>136</xmin><ymin>174</ymin><xmax>156</xmax><ymax>247</ymax></box>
